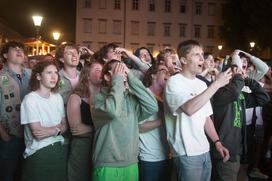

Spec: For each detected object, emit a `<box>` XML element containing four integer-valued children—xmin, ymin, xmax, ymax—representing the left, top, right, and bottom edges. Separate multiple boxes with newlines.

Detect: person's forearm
<box><xmin>126</xmin><ymin>51</ymin><xmax>150</xmax><ymax>72</ymax></box>
<box><xmin>180</xmin><ymin>81</ymin><xmax>220</xmax><ymax>116</ymax></box>
<box><xmin>139</xmin><ymin>119</ymin><xmax>162</xmax><ymax>133</ymax></box>
<box><xmin>70</xmin><ymin>123</ymin><xmax>92</xmax><ymax>135</ymax></box>
<box><xmin>250</xmin><ymin>56</ymin><xmax>269</xmax><ymax>73</ymax></box>
<box><xmin>29</xmin><ymin>123</ymin><xmax>59</xmax><ymax>140</ymax></box>
<box><xmin>128</xmin><ymin>73</ymin><xmax>158</xmax><ymax>116</ymax></box>
<box><xmin>199</xmin><ymin>68</ymin><xmax>210</xmax><ymax>77</ymax></box>
<box><xmin>204</xmin><ymin>118</ymin><xmax>220</xmax><ymax>142</ymax></box>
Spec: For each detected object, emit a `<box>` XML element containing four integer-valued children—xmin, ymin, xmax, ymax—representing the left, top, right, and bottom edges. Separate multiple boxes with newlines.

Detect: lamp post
<box><xmin>52</xmin><ymin>31</ymin><xmax>61</xmax><ymax>45</ymax></box>
<box><xmin>249</xmin><ymin>41</ymin><xmax>256</xmax><ymax>55</ymax></box>
<box><xmin>32</xmin><ymin>15</ymin><xmax>43</xmax><ymax>55</ymax></box>
<box><xmin>32</xmin><ymin>15</ymin><xmax>43</xmax><ymax>39</ymax></box>
<box><xmin>250</xmin><ymin>41</ymin><xmax>255</xmax><ymax>50</ymax></box>
<box><xmin>218</xmin><ymin>45</ymin><xmax>223</xmax><ymax>57</ymax></box>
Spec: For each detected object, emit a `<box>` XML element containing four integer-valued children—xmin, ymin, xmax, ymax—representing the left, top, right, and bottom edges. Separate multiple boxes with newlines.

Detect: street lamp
<box><xmin>250</xmin><ymin>42</ymin><xmax>255</xmax><ymax>48</ymax></box>
<box><xmin>217</xmin><ymin>45</ymin><xmax>223</xmax><ymax>57</ymax></box>
<box><xmin>32</xmin><ymin>15</ymin><xmax>43</xmax><ymax>40</ymax></box>
<box><xmin>32</xmin><ymin>15</ymin><xmax>43</xmax><ymax>55</ymax></box>
<box><xmin>52</xmin><ymin>32</ymin><xmax>61</xmax><ymax>45</ymax></box>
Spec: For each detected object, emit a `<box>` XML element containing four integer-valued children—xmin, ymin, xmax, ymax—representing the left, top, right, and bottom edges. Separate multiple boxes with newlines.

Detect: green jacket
<box><xmin>91</xmin><ymin>73</ymin><xmax>158</xmax><ymax>168</ymax></box>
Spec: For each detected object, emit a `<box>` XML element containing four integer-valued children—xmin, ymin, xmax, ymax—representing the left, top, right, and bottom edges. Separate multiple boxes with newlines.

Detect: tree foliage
<box><xmin>220</xmin><ymin>0</ymin><xmax>272</xmax><ymax>50</ymax></box>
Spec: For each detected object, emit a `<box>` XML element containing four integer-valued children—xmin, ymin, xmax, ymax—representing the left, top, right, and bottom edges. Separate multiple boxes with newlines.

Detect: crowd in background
<box><xmin>0</xmin><ymin>39</ymin><xmax>271</xmax><ymax>181</ymax></box>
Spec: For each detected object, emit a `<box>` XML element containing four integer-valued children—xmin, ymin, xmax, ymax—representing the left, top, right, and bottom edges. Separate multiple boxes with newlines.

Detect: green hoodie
<box><xmin>91</xmin><ymin>73</ymin><xmax>158</xmax><ymax>168</ymax></box>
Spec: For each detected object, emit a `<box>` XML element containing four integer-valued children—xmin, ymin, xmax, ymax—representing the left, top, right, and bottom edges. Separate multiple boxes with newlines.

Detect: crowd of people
<box><xmin>0</xmin><ymin>39</ymin><xmax>271</xmax><ymax>181</ymax></box>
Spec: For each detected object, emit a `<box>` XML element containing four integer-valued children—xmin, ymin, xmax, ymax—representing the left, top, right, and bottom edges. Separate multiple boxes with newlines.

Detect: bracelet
<box><xmin>214</xmin><ymin>139</ymin><xmax>221</xmax><ymax>145</ymax></box>
<box><xmin>55</xmin><ymin>127</ymin><xmax>61</xmax><ymax>136</ymax></box>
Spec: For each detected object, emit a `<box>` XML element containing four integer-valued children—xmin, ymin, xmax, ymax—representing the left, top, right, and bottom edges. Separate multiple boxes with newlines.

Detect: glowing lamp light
<box><xmin>32</xmin><ymin>16</ymin><xmax>43</xmax><ymax>27</ymax></box>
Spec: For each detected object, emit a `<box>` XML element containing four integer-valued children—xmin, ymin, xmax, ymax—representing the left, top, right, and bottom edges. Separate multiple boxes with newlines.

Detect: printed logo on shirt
<box><xmin>1</xmin><ymin>75</ymin><xmax>9</xmax><ymax>86</ymax></box>
<box><xmin>233</xmin><ymin>94</ymin><xmax>245</xmax><ymax>128</ymax></box>
<box><xmin>59</xmin><ymin>80</ymin><xmax>65</xmax><ymax>89</ymax></box>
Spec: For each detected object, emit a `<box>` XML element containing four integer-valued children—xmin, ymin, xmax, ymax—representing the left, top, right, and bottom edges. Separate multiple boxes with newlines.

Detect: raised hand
<box><xmin>215</xmin><ymin>68</ymin><xmax>232</xmax><ymax>88</ymax></box>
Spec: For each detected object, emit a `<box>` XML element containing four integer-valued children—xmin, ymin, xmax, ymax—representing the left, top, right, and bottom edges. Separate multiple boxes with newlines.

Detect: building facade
<box><xmin>76</xmin><ymin>0</ymin><xmax>228</xmax><ymax>56</ymax></box>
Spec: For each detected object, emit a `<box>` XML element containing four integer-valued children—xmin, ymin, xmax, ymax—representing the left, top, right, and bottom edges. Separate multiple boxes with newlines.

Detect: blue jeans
<box><xmin>139</xmin><ymin>159</ymin><xmax>171</xmax><ymax>181</ymax></box>
<box><xmin>174</xmin><ymin>152</ymin><xmax>212</xmax><ymax>181</ymax></box>
<box><xmin>0</xmin><ymin>136</ymin><xmax>24</xmax><ymax>181</ymax></box>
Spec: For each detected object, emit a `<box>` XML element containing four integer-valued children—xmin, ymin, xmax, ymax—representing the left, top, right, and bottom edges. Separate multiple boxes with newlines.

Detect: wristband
<box><xmin>214</xmin><ymin>139</ymin><xmax>221</xmax><ymax>145</ymax></box>
<box><xmin>55</xmin><ymin>127</ymin><xmax>61</xmax><ymax>136</ymax></box>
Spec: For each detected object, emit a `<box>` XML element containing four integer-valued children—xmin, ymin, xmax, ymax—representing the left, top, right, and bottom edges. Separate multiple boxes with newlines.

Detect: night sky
<box><xmin>0</xmin><ymin>0</ymin><xmax>76</xmax><ymax>43</ymax></box>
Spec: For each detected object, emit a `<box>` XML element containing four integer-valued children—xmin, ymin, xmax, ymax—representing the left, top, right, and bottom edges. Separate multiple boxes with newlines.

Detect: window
<box><xmin>208</xmin><ymin>3</ymin><xmax>216</xmax><ymax>16</ymax></box>
<box><xmin>83</xmin><ymin>18</ymin><xmax>92</xmax><ymax>33</ymax></box>
<box><xmin>148</xmin><ymin>0</ymin><xmax>155</xmax><ymax>11</ymax></box>
<box><xmin>114</xmin><ymin>0</ymin><xmax>121</xmax><ymax>9</ymax></box>
<box><xmin>99</xmin><ymin>0</ymin><xmax>106</xmax><ymax>9</ymax></box>
<box><xmin>113</xmin><ymin>20</ymin><xmax>122</xmax><ymax>34</ymax></box>
<box><xmin>163</xmin><ymin>23</ymin><xmax>171</xmax><ymax>37</ymax></box>
<box><xmin>180</xmin><ymin>5</ymin><xmax>186</xmax><ymax>13</ymax></box>
<box><xmin>84</xmin><ymin>0</ymin><xmax>91</xmax><ymax>8</ymax></box>
<box><xmin>207</xmin><ymin>25</ymin><xmax>215</xmax><ymax>39</ymax></box>
<box><xmin>131</xmin><ymin>21</ymin><xmax>139</xmax><ymax>35</ymax></box>
<box><xmin>165</xmin><ymin>0</ymin><xmax>171</xmax><ymax>12</ymax></box>
<box><xmin>180</xmin><ymin>0</ymin><xmax>186</xmax><ymax>13</ymax></box>
<box><xmin>195</xmin><ymin>2</ymin><xmax>202</xmax><ymax>15</ymax></box>
<box><xmin>147</xmin><ymin>22</ymin><xmax>156</xmax><ymax>36</ymax></box>
<box><xmin>132</xmin><ymin>0</ymin><xmax>139</xmax><ymax>10</ymax></box>
<box><xmin>179</xmin><ymin>23</ymin><xmax>187</xmax><ymax>37</ymax></box>
<box><xmin>99</xmin><ymin>19</ymin><xmax>107</xmax><ymax>34</ymax></box>
<box><xmin>98</xmin><ymin>42</ymin><xmax>107</xmax><ymax>49</ymax></box>
<box><xmin>82</xmin><ymin>41</ymin><xmax>92</xmax><ymax>49</ymax></box>
<box><xmin>194</xmin><ymin>25</ymin><xmax>201</xmax><ymax>38</ymax></box>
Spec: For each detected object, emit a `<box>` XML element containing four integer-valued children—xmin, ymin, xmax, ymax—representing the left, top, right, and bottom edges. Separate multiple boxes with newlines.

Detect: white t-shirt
<box><xmin>21</xmin><ymin>92</ymin><xmax>65</xmax><ymax>158</ymax></box>
<box><xmin>139</xmin><ymin>113</ymin><xmax>168</xmax><ymax>162</ymax></box>
<box><xmin>164</xmin><ymin>74</ymin><xmax>213</xmax><ymax>156</ymax></box>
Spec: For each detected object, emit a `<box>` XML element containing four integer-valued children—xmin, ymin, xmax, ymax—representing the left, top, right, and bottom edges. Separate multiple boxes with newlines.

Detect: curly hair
<box><xmin>55</xmin><ymin>42</ymin><xmax>78</xmax><ymax>68</ymax></box>
<box><xmin>0</xmin><ymin>41</ymin><xmax>25</xmax><ymax>63</ymax></box>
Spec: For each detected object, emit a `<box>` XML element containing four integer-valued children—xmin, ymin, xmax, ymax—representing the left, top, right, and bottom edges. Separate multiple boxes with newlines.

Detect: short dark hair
<box><xmin>97</xmin><ymin>43</ymin><xmax>118</xmax><ymax>62</ymax></box>
<box><xmin>29</xmin><ymin>60</ymin><xmax>59</xmax><ymax>92</ymax></box>
<box><xmin>177</xmin><ymin>40</ymin><xmax>202</xmax><ymax>58</ymax></box>
<box><xmin>134</xmin><ymin>47</ymin><xmax>156</xmax><ymax>65</ymax></box>
<box><xmin>0</xmin><ymin>41</ymin><xmax>25</xmax><ymax>63</ymax></box>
